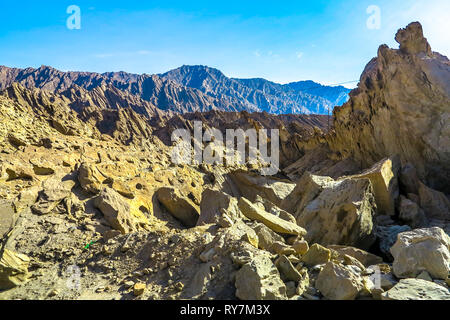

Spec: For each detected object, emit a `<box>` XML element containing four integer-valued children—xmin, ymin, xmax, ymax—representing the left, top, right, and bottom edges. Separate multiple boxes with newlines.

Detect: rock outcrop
<box><xmin>390</xmin><ymin>227</ymin><xmax>450</xmax><ymax>280</ymax></box>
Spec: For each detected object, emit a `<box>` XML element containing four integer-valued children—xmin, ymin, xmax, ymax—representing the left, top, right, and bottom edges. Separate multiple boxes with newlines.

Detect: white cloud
<box><xmin>296</xmin><ymin>51</ymin><xmax>303</xmax><ymax>60</ymax></box>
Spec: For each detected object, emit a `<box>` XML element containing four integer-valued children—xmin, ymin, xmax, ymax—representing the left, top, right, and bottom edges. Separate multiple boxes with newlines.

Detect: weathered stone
<box><xmin>94</xmin><ymin>188</ymin><xmax>138</xmax><ymax>234</ymax></box>
<box><xmin>271</xmin><ymin>242</ymin><xmax>296</xmax><ymax>256</ymax></box>
<box><xmin>31</xmin><ymin>174</ymin><xmax>76</xmax><ymax>215</ymax></box>
<box><xmin>293</xmin><ymin>240</ymin><xmax>309</xmax><ymax>256</ymax></box>
<box><xmin>252</xmin><ymin>223</ymin><xmax>285</xmax><ymax>252</ymax></box>
<box><xmin>382</xmin><ymin>279</ymin><xmax>450</xmax><ymax>300</ymax></box>
<box><xmin>78</xmin><ymin>162</ymin><xmax>104</xmax><ymax>194</ymax></box>
<box><xmin>302</xmin><ymin>244</ymin><xmax>331</xmax><ymax>267</ymax></box>
<box><xmin>133</xmin><ymin>283</ymin><xmax>146</xmax><ymax>296</ymax></box>
<box><xmin>197</xmin><ymin>189</ymin><xmax>240</xmax><ymax>226</ymax></box>
<box><xmin>294</xmin><ymin>174</ymin><xmax>377</xmax><ymax>249</ymax></box>
<box><xmin>316</xmin><ymin>262</ymin><xmax>364</xmax><ymax>300</ymax></box>
<box><xmin>0</xmin><ymin>201</ymin><xmax>16</xmax><ymax>240</ymax></box>
<box><xmin>296</xmin><ymin>268</ymin><xmax>310</xmax><ymax>296</ymax></box>
<box><xmin>229</xmin><ymin>170</ymin><xmax>296</xmax><ymax>207</ymax></box>
<box><xmin>275</xmin><ymin>255</ymin><xmax>302</xmax><ymax>282</ymax></box>
<box><xmin>327</xmin><ymin>245</ymin><xmax>383</xmax><ymax>267</ymax></box>
<box><xmin>418</xmin><ymin>182</ymin><xmax>450</xmax><ymax>220</ymax></box>
<box><xmin>349</xmin><ymin>157</ymin><xmax>400</xmax><ymax>216</ymax></box>
<box><xmin>417</xmin><ymin>271</ymin><xmax>433</xmax><ymax>282</ymax></box>
<box><xmin>238</xmin><ymin>197</ymin><xmax>306</xmax><ymax>236</ymax></box>
<box><xmin>391</xmin><ymin>227</ymin><xmax>450</xmax><ymax>280</ymax></box>
<box><xmin>235</xmin><ymin>254</ymin><xmax>287</xmax><ymax>300</ymax></box>
<box><xmin>0</xmin><ymin>249</ymin><xmax>31</xmax><ymax>290</ymax></box>
<box><xmin>156</xmin><ymin>187</ymin><xmax>200</xmax><ymax>228</ymax></box>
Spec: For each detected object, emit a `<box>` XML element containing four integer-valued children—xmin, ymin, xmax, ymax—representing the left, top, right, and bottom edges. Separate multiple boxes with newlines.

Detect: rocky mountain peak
<box><xmin>395</xmin><ymin>21</ymin><xmax>432</xmax><ymax>56</ymax></box>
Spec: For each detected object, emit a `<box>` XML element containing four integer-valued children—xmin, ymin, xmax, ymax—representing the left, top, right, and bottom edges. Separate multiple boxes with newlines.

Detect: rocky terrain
<box><xmin>0</xmin><ymin>22</ymin><xmax>449</xmax><ymax>301</ymax></box>
<box><xmin>0</xmin><ymin>64</ymin><xmax>350</xmax><ymax>115</ymax></box>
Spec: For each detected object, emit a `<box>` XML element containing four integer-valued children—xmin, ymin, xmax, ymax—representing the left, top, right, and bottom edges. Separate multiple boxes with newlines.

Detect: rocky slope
<box><xmin>0</xmin><ymin>64</ymin><xmax>350</xmax><ymax>115</ymax></box>
<box><xmin>0</xmin><ymin>22</ymin><xmax>449</xmax><ymax>301</ymax></box>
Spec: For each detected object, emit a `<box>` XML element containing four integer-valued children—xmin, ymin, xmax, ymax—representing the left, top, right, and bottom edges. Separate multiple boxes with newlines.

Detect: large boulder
<box><xmin>0</xmin><ymin>201</ymin><xmax>16</xmax><ymax>240</ymax></box>
<box><xmin>390</xmin><ymin>227</ymin><xmax>450</xmax><ymax>280</ymax></box>
<box><xmin>235</xmin><ymin>254</ymin><xmax>287</xmax><ymax>300</ymax></box>
<box><xmin>197</xmin><ymin>189</ymin><xmax>240</xmax><ymax>226</ymax></box>
<box><xmin>238</xmin><ymin>197</ymin><xmax>306</xmax><ymax>236</ymax></box>
<box><xmin>349</xmin><ymin>157</ymin><xmax>400</xmax><ymax>216</ymax></box>
<box><xmin>251</xmin><ymin>223</ymin><xmax>285</xmax><ymax>252</ymax></box>
<box><xmin>376</xmin><ymin>225</ymin><xmax>412</xmax><ymax>259</ymax></box>
<box><xmin>229</xmin><ymin>170</ymin><xmax>296</xmax><ymax>207</ymax></box>
<box><xmin>156</xmin><ymin>187</ymin><xmax>200</xmax><ymax>228</ymax></box>
<box><xmin>0</xmin><ymin>249</ymin><xmax>31</xmax><ymax>290</ymax></box>
<box><xmin>78</xmin><ymin>162</ymin><xmax>105</xmax><ymax>194</ymax></box>
<box><xmin>382</xmin><ymin>279</ymin><xmax>450</xmax><ymax>300</ymax></box>
<box><xmin>293</xmin><ymin>174</ymin><xmax>377</xmax><ymax>249</ymax></box>
<box><xmin>31</xmin><ymin>173</ymin><xmax>76</xmax><ymax>215</ymax></box>
<box><xmin>94</xmin><ymin>188</ymin><xmax>139</xmax><ymax>234</ymax></box>
<box><xmin>316</xmin><ymin>262</ymin><xmax>365</xmax><ymax>300</ymax></box>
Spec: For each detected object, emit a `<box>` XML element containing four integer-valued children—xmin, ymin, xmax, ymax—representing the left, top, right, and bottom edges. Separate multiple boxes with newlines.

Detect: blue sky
<box><xmin>0</xmin><ymin>0</ymin><xmax>448</xmax><ymax>88</ymax></box>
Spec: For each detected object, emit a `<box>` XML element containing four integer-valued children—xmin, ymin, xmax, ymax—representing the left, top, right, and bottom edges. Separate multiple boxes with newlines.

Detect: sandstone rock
<box><xmin>325</xmin><ymin>22</ymin><xmax>450</xmax><ymax>195</ymax></box>
<box><xmin>0</xmin><ymin>249</ymin><xmax>31</xmax><ymax>290</ymax></box>
<box><xmin>417</xmin><ymin>182</ymin><xmax>450</xmax><ymax>220</ymax></box>
<box><xmin>327</xmin><ymin>245</ymin><xmax>383</xmax><ymax>267</ymax></box>
<box><xmin>238</xmin><ymin>197</ymin><xmax>306</xmax><ymax>236</ymax></box>
<box><xmin>229</xmin><ymin>170</ymin><xmax>296</xmax><ymax>207</ymax></box>
<box><xmin>197</xmin><ymin>189</ymin><xmax>240</xmax><ymax>226</ymax></box>
<box><xmin>271</xmin><ymin>242</ymin><xmax>296</xmax><ymax>256</ymax></box>
<box><xmin>94</xmin><ymin>188</ymin><xmax>138</xmax><ymax>234</ymax></box>
<box><xmin>0</xmin><ymin>201</ymin><xmax>16</xmax><ymax>240</ymax></box>
<box><xmin>275</xmin><ymin>255</ymin><xmax>302</xmax><ymax>282</ymax></box>
<box><xmin>296</xmin><ymin>268</ymin><xmax>310</xmax><ymax>296</ymax></box>
<box><xmin>398</xmin><ymin>195</ymin><xmax>427</xmax><ymax>228</ymax></box>
<box><xmin>31</xmin><ymin>174</ymin><xmax>76</xmax><ymax>215</ymax></box>
<box><xmin>316</xmin><ymin>262</ymin><xmax>364</xmax><ymax>300</ymax></box>
<box><xmin>235</xmin><ymin>254</ymin><xmax>287</xmax><ymax>300</ymax></box>
<box><xmin>391</xmin><ymin>227</ymin><xmax>450</xmax><ymax>280</ymax></box>
<box><xmin>156</xmin><ymin>187</ymin><xmax>200</xmax><ymax>228</ymax></box>
<box><xmin>252</xmin><ymin>223</ymin><xmax>285</xmax><ymax>252</ymax></box>
<box><xmin>78</xmin><ymin>162</ymin><xmax>104</xmax><ymax>194</ymax></box>
<box><xmin>382</xmin><ymin>279</ymin><xmax>450</xmax><ymax>300</ymax></box>
<box><xmin>417</xmin><ymin>271</ymin><xmax>433</xmax><ymax>282</ymax></box>
<box><xmin>294</xmin><ymin>174</ymin><xmax>376</xmax><ymax>249</ymax></box>
<box><xmin>302</xmin><ymin>244</ymin><xmax>331</xmax><ymax>267</ymax></box>
<box><xmin>293</xmin><ymin>240</ymin><xmax>309</xmax><ymax>256</ymax></box>
<box><xmin>349</xmin><ymin>157</ymin><xmax>400</xmax><ymax>216</ymax></box>
<box><xmin>133</xmin><ymin>283</ymin><xmax>146</xmax><ymax>296</ymax></box>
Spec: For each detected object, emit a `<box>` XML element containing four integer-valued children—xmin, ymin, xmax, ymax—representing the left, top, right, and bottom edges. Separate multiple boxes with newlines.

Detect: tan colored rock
<box><xmin>417</xmin><ymin>182</ymin><xmax>450</xmax><ymax>220</ymax></box>
<box><xmin>252</xmin><ymin>223</ymin><xmax>285</xmax><ymax>252</ymax></box>
<box><xmin>229</xmin><ymin>170</ymin><xmax>296</xmax><ymax>207</ymax></box>
<box><xmin>156</xmin><ymin>187</ymin><xmax>200</xmax><ymax>227</ymax></box>
<box><xmin>293</xmin><ymin>240</ymin><xmax>309</xmax><ymax>256</ymax></box>
<box><xmin>391</xmin><ymin>227</ymin><xmax>450</xmax><ymax>280</ymax></box>
<box><xmin>271</xmin><ymin>242</ymin><xmax>296</xmax><ymax>256</ymax></box>
<box><xmin>302</xmin><ymin>244</ymin><xmax>331</xmax><ymax>267</ymax></box>
<box><xmin>197</xmin><ymin>189</ymin><xmax>240</xmax><ymax>226</ymax></box>
<box><xmin>31</xmin><ymin>174</ymin><xmax>76</xmax><ymax>215</ymax></box>
<box><xmin>0</xmin><ymin>249</ymin><xmax>31</xmax><ymax>290</ymax></box>
<box><xmin>316</xmin><ymin>262</ymin><xmax>365</xmax><ymax>300</ymax></box>
<box><xmin>382</xmin><ymin>279</ymin><xmax>450</xmax><ymax>300</ymax></box>
<box><xmin>348</xmin><ymin>157</ymin><xmax>400</xmax><ymax>216</ymax></box>
<box><xmin>325</xmin><ymin>22</ymin><xmax>450</xmax><ymax>195</ymax></box>
<box><xmin>294</xmin><ymin>174</ymin><xmax>376</xmax><ymax>249</ymax></box>
<box><xmin>0</xmin><ymin>201</ymin><xmax>16</xmax><ymax>240</ymax></box>
<box><xmin>327</xmin><ymin>245</ymin><xmax>383</xmax><ymax>267</ymax></box>
<box><xmin>94</xmin><ymin>188</ymin><xmax>139</xmax><ymax>234</ymax></box>
<box><xmin>275</xmin><ymin>255</ymin><xmax>302</xmax><ymax>282</ymax></box>
<box><xmin>133</xmin><ymin>283</ymin><xmax>146</xmax><ymax>296</ymax></box>
<box><xmin>235</xmin><ymin>254</ymin><xmax>287</xmax><ymax>300</ymax></box>
<box><xmin>78</xmin><ymin>162</ymin><xmax>105</xmax><ymax>194</ymax></box>
<box><xmin>238</xmin><ymin>197</ymin><xmax>306</xmax><ymax>236</ymax></box>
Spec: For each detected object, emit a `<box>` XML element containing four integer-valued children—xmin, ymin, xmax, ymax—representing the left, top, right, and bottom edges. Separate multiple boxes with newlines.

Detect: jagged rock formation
<box><xmin>0</xmin><ymin>64</ymin><xmax>350</xmax><ymax>115</ymax></box>
<box><xmin>326</xmin><ymin>22</ymin><xmax>450</xmax><ymax>194</ymax></box>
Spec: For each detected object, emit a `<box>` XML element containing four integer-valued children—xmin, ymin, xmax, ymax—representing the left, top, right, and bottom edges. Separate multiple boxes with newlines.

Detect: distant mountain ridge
<box><xmin>0</xmin><ymin>65</ymin><xmax>350</xmax><ymax>115</ymax></box>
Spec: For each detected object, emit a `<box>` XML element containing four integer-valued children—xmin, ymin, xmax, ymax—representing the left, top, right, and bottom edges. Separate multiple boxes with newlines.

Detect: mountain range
<box><xmin>0</xmin><ymin>65</ymin><xmax>350</xmax><ymax>115</ymax></box>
